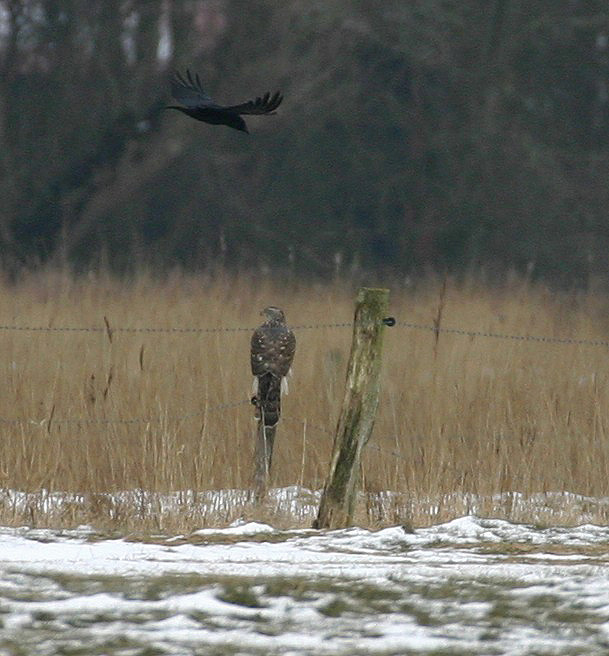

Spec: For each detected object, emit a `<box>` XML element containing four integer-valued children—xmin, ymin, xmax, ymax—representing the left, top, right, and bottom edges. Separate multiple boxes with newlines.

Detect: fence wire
<box><xmin>0</xmin><ymin>399</ymin><xmax>409</xmax><ymax>463</ymax></box>
<box><xmin>396</xmin><ymin>320</ymin><xmax>609</xmax><ymax>348</ymax></box>
<box><xmin>0</xmin><ymin>398</ymin><xmax>252</xmax><ymax>427</ymax></box>
<box><xmin>3</xmin><ymin>317</ymin><xmax>608</xmax><ymax>349</ymax></box>
<box><xmin>3</xmin><ymin>310</ymin><xmax>608</xmax><ymax>443</ymax></box>
<box><xmin>0</xmin><ymin>321</ymin><xmax>353</xmax><ymax>335</ymax></box>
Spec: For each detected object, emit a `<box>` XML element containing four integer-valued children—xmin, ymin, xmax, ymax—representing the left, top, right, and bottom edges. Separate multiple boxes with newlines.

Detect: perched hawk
<box><xmin>251</xmin><ymin>306</ymin><xmax>296</xmax><ymax>428</ymax></box>
<box><xmin>166</xmin><ymin>69</ymin><xmax>283</xmax><ymax>133</ymax></box>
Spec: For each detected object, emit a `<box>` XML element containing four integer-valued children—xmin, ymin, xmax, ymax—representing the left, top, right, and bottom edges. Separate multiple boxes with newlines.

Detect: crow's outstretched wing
<box><xmin>224</xmin><ymin>91</ymin><xmax>283</xmax><ymax>115</ymax></box>
<box><xmin>171</xmin><ymin>69</ymin><xmax>214</xmax><ymax>107</ymax></box>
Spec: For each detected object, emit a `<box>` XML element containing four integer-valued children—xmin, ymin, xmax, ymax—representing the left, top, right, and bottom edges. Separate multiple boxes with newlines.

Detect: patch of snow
<box><xmin>193</xmin><ymin>520</ymin><xmax>275</xmax><ymax>536</ymax></box>
<box><xmin>1</xmin><ymin>516</ymin><xmax>609</xmax><ymax>654</ymax></box>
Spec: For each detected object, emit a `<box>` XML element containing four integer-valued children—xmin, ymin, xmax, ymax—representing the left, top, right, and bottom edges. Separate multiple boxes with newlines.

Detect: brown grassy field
<box><xmin>2</xmin><ymin>267</ymin><xmax>609</xmax><ymax>531</ymax></box>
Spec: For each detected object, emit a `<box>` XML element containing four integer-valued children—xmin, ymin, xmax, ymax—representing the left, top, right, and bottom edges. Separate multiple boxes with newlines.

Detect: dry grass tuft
<box><xmin>2</xmin><ymin>268</ymin><xmax>609</xmax><ymax>531</ymax></box>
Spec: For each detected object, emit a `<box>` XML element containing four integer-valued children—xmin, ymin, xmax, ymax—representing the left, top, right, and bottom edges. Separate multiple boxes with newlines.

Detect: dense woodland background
<box><xmin>1</xmin><ymin>1</ymin><xmax>609</xmax><ymax>284</ymax></box>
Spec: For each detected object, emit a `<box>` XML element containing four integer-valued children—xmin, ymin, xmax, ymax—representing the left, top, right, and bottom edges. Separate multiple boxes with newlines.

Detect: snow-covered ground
<box><xmin>2</xmin><ymin>485</ymin><xmax>609</xmax><ymax>527</ymax></box>
<box><xmin>1</xmin><ymin>515</ymin><xmax>609</xmax><ymax>655</ymax></box>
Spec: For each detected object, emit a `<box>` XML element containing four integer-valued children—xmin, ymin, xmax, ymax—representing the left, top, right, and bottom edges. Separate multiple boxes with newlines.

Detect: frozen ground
<box><xmin>1</xmin><ymin>515</ymin><xmax>609</xmax><ymax>655</ymax></box>
<box><xmin>3</xmin><ymin>485</ymin><xmax>609</xmax><ymax>527</ymax></box>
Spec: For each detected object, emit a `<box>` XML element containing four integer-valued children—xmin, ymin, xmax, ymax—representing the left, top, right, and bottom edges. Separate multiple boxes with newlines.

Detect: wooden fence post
<box><xmin>314</xmin><ymin>287</ymin><xmax>390</xmax><ymax>529</ymax></box>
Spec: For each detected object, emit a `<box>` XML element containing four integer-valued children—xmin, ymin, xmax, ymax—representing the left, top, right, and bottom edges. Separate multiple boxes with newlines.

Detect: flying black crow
<box><xmin>166</xmin><ymin>69</ymin><xmax>283</xmax><ymax>134</ymax></box>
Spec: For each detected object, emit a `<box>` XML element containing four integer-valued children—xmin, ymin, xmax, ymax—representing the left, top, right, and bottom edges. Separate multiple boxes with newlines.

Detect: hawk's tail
<box><xmin>256</xmin><ymin>373</ymin><xmax>282</xmax><ymax>427</ymax></box>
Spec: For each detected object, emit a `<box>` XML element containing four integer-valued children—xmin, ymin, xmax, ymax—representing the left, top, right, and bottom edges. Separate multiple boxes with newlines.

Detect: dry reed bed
<box><xmin>2</xmin><ymin>269</ymin><xmax>609</xmax><ymax>530</ymax></box>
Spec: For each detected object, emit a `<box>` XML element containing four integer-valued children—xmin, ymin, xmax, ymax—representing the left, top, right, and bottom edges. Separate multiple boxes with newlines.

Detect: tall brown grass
<box><xmin>2</xmin><ymin>267</ymin><xmax>609</xmax><ymax>531</ymax></box>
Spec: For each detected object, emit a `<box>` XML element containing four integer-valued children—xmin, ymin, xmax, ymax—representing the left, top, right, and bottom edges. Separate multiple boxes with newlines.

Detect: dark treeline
<box><xmin>1</xmin><ymin>1</ymin><xmax>609</xmax><ymax>283</ymax></box>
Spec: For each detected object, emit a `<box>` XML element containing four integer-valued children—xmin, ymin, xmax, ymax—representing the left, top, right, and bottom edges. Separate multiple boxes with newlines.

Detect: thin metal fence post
<box><xmin>253</xmin><ymin>405</ymin><xmax>276</xmax><ymax>500</ymax></box>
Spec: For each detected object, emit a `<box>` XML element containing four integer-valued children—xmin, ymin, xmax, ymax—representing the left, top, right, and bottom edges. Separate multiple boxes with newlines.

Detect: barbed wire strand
<box><xmin>0</xmin><ymin>321</ymin><xmax>353</xmax><ymax>334</ymax></box>
<box><xmin>3</xmin><ymin>318</ymin><xmax>609</xmax><ymax>349</ymax></box>
<box><xmin>0</xmin><ymin>398</ymin><xmax>411</xmax><ymax>464</ymax></box>
<box><xmin>396</xmin><ymin>321</ymin><xmax>609</xmax><ymax>348</ymax></box>
<box><xmin>0</xmin><ymin>398</ymin><xmax>252</xmax><ymax>427</ymax></box>
<box><xmin>3</xmin><ymin>315</ymin><xmax>603</xmax><ymax>460</ymax></box>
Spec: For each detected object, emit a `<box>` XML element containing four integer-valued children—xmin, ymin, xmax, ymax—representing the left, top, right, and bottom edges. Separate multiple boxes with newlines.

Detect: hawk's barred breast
<box><xmin>250</xmin><ymin>306</ymin><xmax>296</xmax><ymax>428</ymax></box>
<box><xmin>250</xmin><ymin>309</ymin><xmax>296</xmax><ymax>379</ymax></box>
